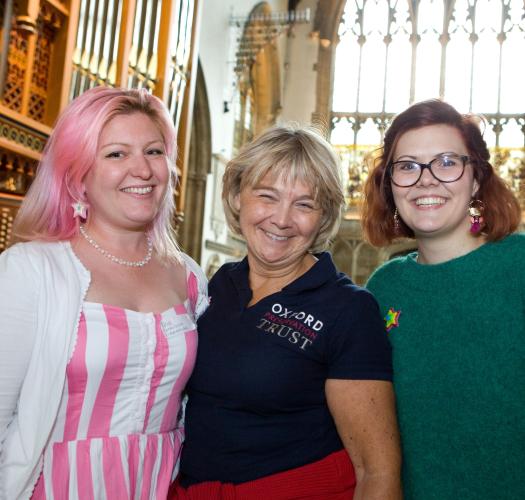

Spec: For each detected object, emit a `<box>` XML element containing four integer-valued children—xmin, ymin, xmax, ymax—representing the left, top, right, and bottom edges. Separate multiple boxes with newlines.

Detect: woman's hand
<box><xmin>325</xmin><ymin>379</ymin><xmax>402</xmax><ymax>500</ymax></box>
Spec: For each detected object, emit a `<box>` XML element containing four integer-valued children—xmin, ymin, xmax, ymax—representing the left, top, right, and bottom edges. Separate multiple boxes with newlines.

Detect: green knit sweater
<box><xmin>367</xmin><ymin>233</ymin><xmax>525</xmax><ymax>500</ymax></box>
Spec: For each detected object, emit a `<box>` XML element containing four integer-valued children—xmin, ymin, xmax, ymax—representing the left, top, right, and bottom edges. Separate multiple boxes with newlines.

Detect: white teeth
<box><xmin>264</xmin><ymin>231</ymin><xmax>288</xmax><ymax>241</ymax></box>
<box><xmin>122</xmin><ymin>186</ymin><xmax>153</xmax><ymax>194</ymax></box>
<box><xmin>415</xmin><ymin>197</ymin><xmax>445</xmax><ymax>206</ymax></box>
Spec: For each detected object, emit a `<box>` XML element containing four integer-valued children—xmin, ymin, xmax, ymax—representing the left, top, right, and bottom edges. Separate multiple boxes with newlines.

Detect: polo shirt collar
<box><xmin>227</xmin><ymin>252</ymin><xmax>336</xmax><ymax>295</ymax></box>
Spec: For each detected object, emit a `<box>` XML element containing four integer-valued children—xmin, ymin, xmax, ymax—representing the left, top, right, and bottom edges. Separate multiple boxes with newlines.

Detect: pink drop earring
<box><xmin>468</xmin><ymin>199</ymin><xmax>485</xmax><ymax>234</ymax></box>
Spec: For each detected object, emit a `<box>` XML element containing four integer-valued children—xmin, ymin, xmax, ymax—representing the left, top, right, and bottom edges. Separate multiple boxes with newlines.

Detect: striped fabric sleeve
<box><xmin>180</xmin><ymin>253</ymin><xmax>209</xmax><ymax>320</ymax></box>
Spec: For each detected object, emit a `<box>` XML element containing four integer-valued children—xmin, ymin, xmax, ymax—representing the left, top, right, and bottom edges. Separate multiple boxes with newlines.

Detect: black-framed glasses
<box><xmin>389</xmin><ymin>154</ymin><xmax>470</xmax><ymax>187</ymax></box>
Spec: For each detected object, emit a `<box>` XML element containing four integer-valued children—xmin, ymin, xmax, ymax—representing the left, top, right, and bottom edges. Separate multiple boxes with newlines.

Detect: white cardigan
<box><xmin>0</xmin><ymin>241</ymin><xmax>207</xmax><ymax>500</ymax></box>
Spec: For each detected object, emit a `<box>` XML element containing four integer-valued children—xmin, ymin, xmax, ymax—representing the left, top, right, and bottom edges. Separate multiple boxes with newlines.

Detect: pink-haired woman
<box><xmin>0</xmin><ymin>87</ymin><xmax>207</xmax><ymax>499</ymax></box>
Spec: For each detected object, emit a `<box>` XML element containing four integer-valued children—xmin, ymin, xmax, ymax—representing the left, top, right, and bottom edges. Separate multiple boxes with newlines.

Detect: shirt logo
<box><xmin>384</xmin><ymin>307</ymin><xmax>401</xmax><ymax>332</ymax></box>
<box><xmin>255</xmin><ymin>303</ymin><xmax>325</xmax><ymax>351</ymax></box>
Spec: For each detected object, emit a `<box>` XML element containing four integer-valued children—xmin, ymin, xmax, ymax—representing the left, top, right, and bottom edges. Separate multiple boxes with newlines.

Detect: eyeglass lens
<box><xmin>391</xmin><ymin>154</ymin><xmax>466</xmax><ymax>187</ymax></box>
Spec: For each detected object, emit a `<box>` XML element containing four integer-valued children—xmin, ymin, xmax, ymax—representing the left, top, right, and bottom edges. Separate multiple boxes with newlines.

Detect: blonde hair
<box><xmin>222</xmin><ymin>124</ymin><xmax>345</xmax><ymax>252</ymax></box>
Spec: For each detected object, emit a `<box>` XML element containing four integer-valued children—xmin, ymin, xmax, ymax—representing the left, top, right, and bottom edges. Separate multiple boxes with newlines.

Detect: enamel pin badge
<box><xmin>384</xmin><ymin>307</ymin><xmax>401</xmax><ymax>332</ymax></box>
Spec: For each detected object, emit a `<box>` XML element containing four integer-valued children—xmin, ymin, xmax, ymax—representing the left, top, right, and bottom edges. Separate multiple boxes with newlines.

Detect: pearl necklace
<box><xmin>79</xmin><ymin>225</ymin><xmax>153</xmax><ymax>267</ymax></box>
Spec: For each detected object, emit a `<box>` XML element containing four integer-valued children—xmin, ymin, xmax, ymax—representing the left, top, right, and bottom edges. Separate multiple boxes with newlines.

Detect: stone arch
<box><xmin>178</xmin><ymin>60</ymin><xmax>211</xmax><ymax>262</ymax></box>
<box><xmin>311</xmin><ymin>0</ymin><xmax>346</xmax><ymax>130</ymax></box>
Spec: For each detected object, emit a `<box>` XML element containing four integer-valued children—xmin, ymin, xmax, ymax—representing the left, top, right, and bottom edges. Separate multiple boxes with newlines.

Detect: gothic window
<box><xmin>331</xmin><ymin>0</ymin><xmax>525</xmax><ymax>210</ymax></box>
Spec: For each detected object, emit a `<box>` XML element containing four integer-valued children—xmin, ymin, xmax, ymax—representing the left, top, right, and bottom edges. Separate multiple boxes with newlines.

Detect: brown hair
<box><xmin>222</xmin><ymin>124</ymin><xmax>345</xmax><ymax>253</ymax></box>
<box><xmin>361</xmin><ymin>99</ymin><xmax>522</xmax><ymax>246</ymax></box>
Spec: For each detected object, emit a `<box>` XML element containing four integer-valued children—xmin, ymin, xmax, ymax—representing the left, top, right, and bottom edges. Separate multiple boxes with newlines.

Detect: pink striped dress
<box><xmin>31</xmin><ymin>271</ymin><xmax>201</xmax><ymax>500</ymax></box>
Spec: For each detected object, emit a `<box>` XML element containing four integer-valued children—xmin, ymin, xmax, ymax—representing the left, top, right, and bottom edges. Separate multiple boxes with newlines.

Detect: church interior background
<box><xmin>1</xmin><ymin>0</ymin><xmax>524</xmax><ymax>284</ymax></box>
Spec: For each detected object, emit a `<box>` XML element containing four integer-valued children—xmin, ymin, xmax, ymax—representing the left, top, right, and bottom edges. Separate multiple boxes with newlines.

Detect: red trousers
<box><xmin>169</xmin><ymin>449</ymin><xmax>355</xmax><ymax>500</ymax></box>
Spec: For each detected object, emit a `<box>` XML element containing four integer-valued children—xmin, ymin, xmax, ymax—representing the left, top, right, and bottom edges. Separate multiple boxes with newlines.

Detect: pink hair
<box><xmin>13</xmin><ymin>86</ymin><xmax>180</xmax><ymax>259</ymax></box>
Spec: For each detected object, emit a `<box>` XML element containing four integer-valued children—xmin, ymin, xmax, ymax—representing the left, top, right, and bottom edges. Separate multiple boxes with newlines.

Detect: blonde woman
<box><xmin>171</xmin><ymin>125</ymin><xmax>401</xmax><ymax>500</ymax></box>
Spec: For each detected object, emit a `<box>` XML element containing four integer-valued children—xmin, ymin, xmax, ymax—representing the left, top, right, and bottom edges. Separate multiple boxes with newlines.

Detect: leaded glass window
<box><xmin>331</xmin><ymin>0</ymin><xmax>525</xmax><ymax>210</ymax></box>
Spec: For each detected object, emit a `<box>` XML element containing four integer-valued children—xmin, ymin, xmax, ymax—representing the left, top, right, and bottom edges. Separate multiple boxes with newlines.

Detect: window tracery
<box><xmin>331</xmin><ymin>0</ymin><xmax>525</xmax><ymax>210</ymax></box>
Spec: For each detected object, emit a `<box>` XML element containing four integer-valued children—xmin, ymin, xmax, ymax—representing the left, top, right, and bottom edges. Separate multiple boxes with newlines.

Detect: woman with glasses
<box><xmin>362</xmin><ymin>99</ymin><xmax>524</xmax><ymax>499</ymax></box>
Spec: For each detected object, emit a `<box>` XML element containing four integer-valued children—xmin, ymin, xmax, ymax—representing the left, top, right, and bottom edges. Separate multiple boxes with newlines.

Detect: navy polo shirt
<box><xmin>180</xmin><ymin>252</ymin><xmax>392</xmax><ymax>485</ymax></box>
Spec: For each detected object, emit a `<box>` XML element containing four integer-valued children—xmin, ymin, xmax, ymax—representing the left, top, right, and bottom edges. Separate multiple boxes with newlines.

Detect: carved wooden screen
<box><xmin>1</xmin><ymin>0</ymin><xmax>68</xmax><ymax>125</ymax></box>
<box><xmin>0</xmin><ymin>0</ymin><xmax>68</xmax><ymax>246</ymax></box>
<box><xmin>0</xmin><ymin>195</ymin><xmax>20</xmax><ymax>251</ymax></box>
<box><xmin>331</xmin><ymin>0</ymin><xmax>525</xmax><ymax>210</ymax></box>
<box><xmin>1</xmin><ymin>1</ymin><xmax>25</xmax><ymax>114</ymax></box>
